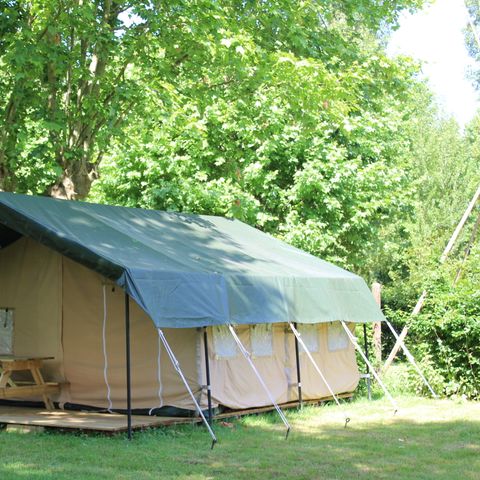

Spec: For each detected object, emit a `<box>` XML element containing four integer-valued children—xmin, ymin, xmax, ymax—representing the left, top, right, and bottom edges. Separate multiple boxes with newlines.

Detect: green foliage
<box><xmin>6</xmin><ymin>0</ymin><xmax>480</xmax><ymax>402</ymax></box>
<box><xmin>380</xmin><ymin>94</ymin><xmax>480</xmax><ymax>310</ymax></box>
<box><xmin>413</xmin><ymin>284</ymin><xmax>480</xmax><ymax>398</ymax></box>
<box><xmin>0</xmin><ymin>0</ymin><xmax>424</xmax><ymax>198</ymax></box>
<box><xmin>385</xmin><ymin>251</ymin><xmax>480</xmax><ymax>400</ymax></box>
<box><xmin>91</xmin><ymin>27</ymin><xmax>421</xmax><ymax>271</ymax></box>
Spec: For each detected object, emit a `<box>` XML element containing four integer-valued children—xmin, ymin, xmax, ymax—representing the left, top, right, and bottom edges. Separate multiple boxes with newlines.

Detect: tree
<box><xmin>90</xmin><ymin>21</ymin><xmax>423</xmax><ymax>271</ymax></box>
<box><xmin>0</xmin><ymin>0</ymin><xmax>424</xmax><ymax>199</ymax></box>
<box><xmin>1</xmin><ymin>0</ymin><xmax>146</xmax><ymax>197</ymax></box>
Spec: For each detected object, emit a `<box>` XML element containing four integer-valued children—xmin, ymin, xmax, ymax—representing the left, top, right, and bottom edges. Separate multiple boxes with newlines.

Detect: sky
<box><xmin>387</xmin><ymin>0</ymin><xmax>479</xmax><ymax>126</ymax></box>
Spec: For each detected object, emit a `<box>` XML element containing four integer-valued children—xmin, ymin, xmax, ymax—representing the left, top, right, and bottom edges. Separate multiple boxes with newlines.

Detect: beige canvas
<box><xmin>0</xmin><ymin>238</ymin><xmax>64</xmax><ymax>386</ymax></box>
<box><xmin>203</xmin><ymin>323</ymin><xmax>359</xmax><ymax>410</ymax></box>
<box><xmin>0</xmin><ymin>237</ymin><xmax>360</xmax><ymax>412</ymax></box>
<box><xmin>62</xmin><ymin>257</ymin><xmax>205</xmax><ymax>410</ymax></box>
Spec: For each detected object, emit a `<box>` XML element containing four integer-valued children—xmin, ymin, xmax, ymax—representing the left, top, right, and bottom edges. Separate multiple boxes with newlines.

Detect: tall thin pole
<box><xmin>203</xmin><ymin>327</ymin><xmax>213</xmax><ymax>424</ymax></box>
<box><xmin>289</xmin><ymin>322</ymin><xmax>350</xmax><ymax>427</ymax></box>
<box><xmin>341</xmin><ymin>321</ymin><xmax>398</xmax><ymax>414</ymax></box>
<box><xmin>363</xmin><ymin>324</ymin><xmax>369</xmax><ymax>362</ymax></box>
<box><xmin>372</xmin><ymin>282</ymin><xmax>382</xmax><ymax>362</ymax></box>
<box><xmin>228</xmin><ymin>324</ymin><xmax>291</xmax><ymax>438</ymax></box>
<box><xmin>384</xmin><ymin>184</ymin><xmax>480</xmax><ymax>372</ymax></box>
<box><xmin>125</xmin><ymin>292</ymin><xmax>132</xmax><ymax>440</ymax></box>
<box><xmin>293</xmin><ymin>322</ymin><xmax>303</xmax><ymax>408</ymax></box>
<box><xmin>158</xmin><ymin>329</ymin><xmax>217</xmax><ymax>448</ymax></box>
<box><xmin>363</xmin><ymin>323</ymin><xmax>371</xmax><ymax>401</ymax></box>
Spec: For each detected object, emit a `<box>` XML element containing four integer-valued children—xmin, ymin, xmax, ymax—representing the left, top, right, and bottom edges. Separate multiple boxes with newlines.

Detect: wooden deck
<box><xmin>0</xmin><ymin>406</ymin><xmax>200</xmax><ymax>432</ymax></box>
<box><xmin>215</xmin><ymin>392</ymin><xmax>353</xmax><ymax>419</ymax></box>
<box><xmin>0</xmin><ymin>393</ymin><xmax>352</xmax><ymax>433</ymax></box>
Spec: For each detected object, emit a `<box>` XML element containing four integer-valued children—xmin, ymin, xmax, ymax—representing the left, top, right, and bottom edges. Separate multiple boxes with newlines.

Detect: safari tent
<box><xmin>0</xmin><ymin>192</ymin><xmax>387</xmax><ymax>435</ymax></box>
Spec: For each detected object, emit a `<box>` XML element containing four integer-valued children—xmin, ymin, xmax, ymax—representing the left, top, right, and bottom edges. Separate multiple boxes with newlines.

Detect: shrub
<box><xmin>385</xmin><ymin>256</ymin><xmax>480</xmax><ymax>400</ymax></box>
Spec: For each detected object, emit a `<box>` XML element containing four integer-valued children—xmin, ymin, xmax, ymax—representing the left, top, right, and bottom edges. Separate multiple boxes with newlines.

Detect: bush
<box><xmin>385</xmin><ymin>256</ymin><xmax>480</xmax><ymax>400</ymax></box>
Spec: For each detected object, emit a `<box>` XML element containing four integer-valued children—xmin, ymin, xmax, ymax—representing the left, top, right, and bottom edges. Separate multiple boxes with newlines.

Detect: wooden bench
<box><xmin>0</xmin><ymin>358</ymin><xmax>59</xmax><ymax>410</ymax></box>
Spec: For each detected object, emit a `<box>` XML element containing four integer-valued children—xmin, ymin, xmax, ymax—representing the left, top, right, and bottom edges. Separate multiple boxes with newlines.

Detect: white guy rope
<box><xmin>385</xmin><ymin>320</ymin><xmax>438</xmax><ymax>399</ymax></box>
<box><xmin>102</xmin><ymin>284</ymin><xmax>113</xmax><ymax>412</ymax></box>
<box><xmin>228</xmin><ymin>324</ymin><xmax>291</xmax><ymax>438</ymax></box>
<box><xmin>288</xmin><ymin>322</ymin><xmax>350</xmax><ymax>427</ymax></box>
<box><xmin>157</xmin><ymin>329</ymin><xmax>217</xmax><ymax>449</ymax></box>
<box><xmin>149</xmin><ymin>329</ymin><xmax>165</xmax><ymax>415</ymax></box>
<box><xmin>340</xmin><ymin>321</ymin><xmax>399</xmax><ymax>414</ymax></box>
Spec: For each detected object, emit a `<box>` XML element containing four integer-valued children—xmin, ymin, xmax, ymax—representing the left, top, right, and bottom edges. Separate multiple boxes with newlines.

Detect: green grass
<box><xmin>0</xmin><ymin>396</ymin><xmax>479</xmax><ymax>479</ymax></box>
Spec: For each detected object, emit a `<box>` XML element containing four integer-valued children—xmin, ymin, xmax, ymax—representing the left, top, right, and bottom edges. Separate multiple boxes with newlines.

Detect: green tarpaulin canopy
<box><xmin>0</xmin><ymin>193</ymin><xmax>384</xmax><ymax>328</ymax></box>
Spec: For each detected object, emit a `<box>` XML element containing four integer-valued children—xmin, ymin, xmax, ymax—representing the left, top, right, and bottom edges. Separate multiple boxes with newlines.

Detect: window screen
<box><xmin>327</xmin><ymin>322</ymin><xmax>349</xmax><ymax>352</ymax></box>
<box><xmin>212</xmin><ymin>325</ymin><xmax>237</xmax><ymax>358</ymax></box>
<box><xmin>298</xmin><ymin>324</ymin><xmax>319</xmax><ymax>353</ymax></box>
<box><xmin>0</xmin><ymin>308</ymin><xmax>14</xmax><ymax>355</ymax></box>
<box><xmin>250</xmin><ymin>324</ymin><xmax>273</xmax><ymax>357</ymax></box>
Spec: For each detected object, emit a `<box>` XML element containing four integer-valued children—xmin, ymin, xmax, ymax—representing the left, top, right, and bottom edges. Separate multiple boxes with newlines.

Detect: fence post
<box><xmin>372</xmin><ymin>282</ymin><xmax>382</xmax><ymax>363</ymax></box>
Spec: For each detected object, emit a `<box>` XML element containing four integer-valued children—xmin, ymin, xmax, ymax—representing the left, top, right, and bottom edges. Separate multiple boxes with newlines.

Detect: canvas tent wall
<box><xmin>0</xmin><ymin>237</ymin><xmax>359</xmax><ymax>411</ymax></box>
<box><xmin>0</xmin><ymin>193</ymin><xmax>384</xmax><ymax>412</ymax></box>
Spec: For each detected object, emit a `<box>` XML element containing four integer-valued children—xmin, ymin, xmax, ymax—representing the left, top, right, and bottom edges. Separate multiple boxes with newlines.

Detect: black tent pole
<box><xmin>293</xmin><ymin>322</ymin><xmax>303</xmax><ymax>409</ymax></box>
<box><xmin>363</xmin><ymin>323</ymin><xmax>371</xmax><ymax>401</ymax></box>
<box><xmin>125</xmin><ymin>292</ymin><xmax>132</xmax><ymax>440</ymax></box>
<box><xmin>203</xmin><ymin>327</ymin><xmax>213</xmax><ymax>424</ymax></box>
<box><xmin>363</xmin><ymin>324</ymin><xmax>370</xmax><ymax>361</ymax></box>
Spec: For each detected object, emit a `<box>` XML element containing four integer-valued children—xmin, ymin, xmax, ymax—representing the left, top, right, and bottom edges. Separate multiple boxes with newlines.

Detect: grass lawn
<box><xmin>0</xmin><ymin>396</ymin><xmax>479</xmax><ymax>479</ymax></box>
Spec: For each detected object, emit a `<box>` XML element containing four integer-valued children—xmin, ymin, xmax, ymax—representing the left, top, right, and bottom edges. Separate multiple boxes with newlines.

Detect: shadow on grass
<box><xmin>0</xmin><ymin>404</ymin><xmax>479</xmax><ymax>480</ymax></box>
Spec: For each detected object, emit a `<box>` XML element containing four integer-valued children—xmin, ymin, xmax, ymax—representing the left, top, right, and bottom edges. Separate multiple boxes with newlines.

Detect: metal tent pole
<box><xmin>385</xmin><ymin>320</ymin><xmax>438</xmax><ymax>398</ymax></box>
<box><xmin>340</xmin><ymin>321</ymin><xmax>398</xmax><ymax>414</ymax></box>
<box><xmin>363</xmin><ymin>323</ymin><xmax>372</xmax><ymax>401</ymax></box>
<box><xmin>203</xmin><ymin>327</ymin><xmax>213</xmax><ymax>424</ymax></box>
<box><xmin>293</xmin><ymin>322</ymin><xmax>303</xmax><ymax>409</ymax></box>
<box><xmin>289</xmin><ymin>322</ymin><xmax>350</xmax><ymax>427</ymax></box>
<box><xmin>158</xmin><ymin>329</ymin><xmax>217</xmax><ymax>449</ymax></box>
<box><xmin>228</xmin><ymin>324</ymin><xmax>291</xmax><ymax>438</ymax></box>
<box><xmin>125</xmin><ymin>292</ymin><xmax>132</xmax><ymax>440</ymax></box>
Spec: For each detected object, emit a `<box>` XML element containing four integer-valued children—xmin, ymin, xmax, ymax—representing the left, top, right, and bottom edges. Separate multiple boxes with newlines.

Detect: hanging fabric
<box><xmin>149</xmin><ymin>328</ymin><xmax>165</xmax><ymax>415</ymax></box>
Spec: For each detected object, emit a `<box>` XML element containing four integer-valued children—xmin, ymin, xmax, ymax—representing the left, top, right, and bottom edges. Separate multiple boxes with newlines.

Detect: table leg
<box><xmin>0</xmin><ymin>367</ymin><xmax>16</xmax><ymax>387</ymax></box>
<box><xmin>31</xmin><ymin>367</ymin><xmax>55</xmax><ymax>410</ymax></box>
<box><xmin>0</xmin><ymin>369</ymin><xmax>12</xmax><ymax>388</ymax></box>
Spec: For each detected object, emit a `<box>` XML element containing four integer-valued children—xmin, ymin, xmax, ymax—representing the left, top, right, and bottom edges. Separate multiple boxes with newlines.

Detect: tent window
<box><xmin>0</xmin><ymin>308</ymin><xmax>14</xmax><ymax>355</ymax></box>
<box><xmin>328</xmin><ymin>322</ymin><xmax>349</xmax><ymax>352</ymax></box>
<box><xmin>298</xmin><ymin>324</ymin><xmax>319</xmax><ymax>353</ymax></box>
<box><xmin>212</xmin><ymin>325</ymin><xmax>237</xmax><ymax>358</ymax></box>
<box><xmin>250</xmin><ymin>324</ymin><xmax>273</xmax><ymax>357</ymax></box>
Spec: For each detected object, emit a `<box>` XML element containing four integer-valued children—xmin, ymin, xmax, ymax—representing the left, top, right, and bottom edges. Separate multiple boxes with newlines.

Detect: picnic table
<box><xmin>0</xmin><ymin>357</ymin><xmax>59</xmax><ymax>410</ymax></box>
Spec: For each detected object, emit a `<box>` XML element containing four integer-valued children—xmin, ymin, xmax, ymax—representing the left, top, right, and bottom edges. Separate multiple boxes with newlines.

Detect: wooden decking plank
<box><xmin>0</xmin><ymin>392</ymin><xmax>353</xmax><ymax>432</ymax></box>
<box><xmin>214</xmin><ymin>393</ymin><xmax>353</xmax><ymax>419</ymax></box>
<box><xmin>0</xmin><ymin>406</ymin><xmax>199</xmax><ymax>432</ymax></box>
